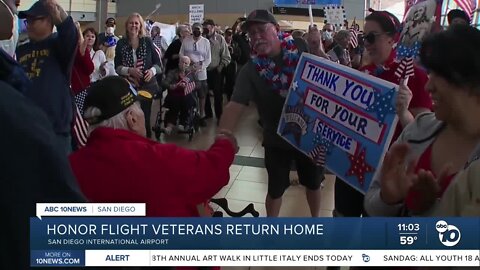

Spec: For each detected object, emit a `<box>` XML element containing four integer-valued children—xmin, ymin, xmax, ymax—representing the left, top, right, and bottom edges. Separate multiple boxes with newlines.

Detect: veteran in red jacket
<box><xmin>69</xmin><ymin>76</ymin><xmax>237</xmax><ymax>217</ymax></box>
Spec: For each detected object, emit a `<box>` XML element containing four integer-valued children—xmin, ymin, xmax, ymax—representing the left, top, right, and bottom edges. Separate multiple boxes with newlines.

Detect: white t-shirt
<box><xmin>179</xmin><ymin>36</ymin><xmax>211</xmax><ymax>81</ymax></box>
<box><xmin>103</xmin><ymin>60</ymin><xmax>117</xmax><ymax>77</ymax></box>
<box><xmin>90</xmin><ymin>49</ymin><xmax>107</xmax><ymax>82</ymax></box>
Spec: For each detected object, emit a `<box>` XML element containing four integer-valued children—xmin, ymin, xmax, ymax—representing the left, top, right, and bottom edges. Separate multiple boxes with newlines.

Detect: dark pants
<box><xmin>264</xmin><ymin>147</ymin><xmax>325</xmax><ymax>199</ymax></box>
<box><xmin>205</xmin><ymin>69</ymin><xmax>223</xmax><ymax>119</ymax></box>
<box><xmin>164</xmin><ymin>94</ymin><xmax>195</xmax><ymax>126</ymax></box>
<box><xmin>223</xmin><ymin>62</ymin><xmax>237</xmax><ymax>101</ymax></box>
<box><xmin>139</xmin><ymin>97</ymin><xmax>152</xmax><ymax>138</ymax></box>
<box><xmin>138</xmin><ymin>81</ymin><xmax>159</xmax><ymax>139</ymax></box>
<box><xmin>334</xmin><ymin>177</ymin><xmax>367</xmax><ymax>217</ymax></box>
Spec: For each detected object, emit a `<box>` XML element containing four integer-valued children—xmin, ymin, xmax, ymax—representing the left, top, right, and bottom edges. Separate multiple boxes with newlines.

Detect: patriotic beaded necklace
<box><xmin>251</xmin><ymin>33</ymin><xmax>299</xmax><ymax>97</ymax></box>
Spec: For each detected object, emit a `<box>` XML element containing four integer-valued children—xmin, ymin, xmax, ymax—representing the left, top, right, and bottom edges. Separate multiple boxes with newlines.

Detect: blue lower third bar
<box><xmin>31</xmin><ymin>250</ymin><xmax>85</xmax><ymax>267</ymax></box>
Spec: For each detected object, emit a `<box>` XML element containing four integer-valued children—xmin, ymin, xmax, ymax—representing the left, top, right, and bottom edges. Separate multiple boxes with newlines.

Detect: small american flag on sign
<box><xmin>310</xmin><ymin>145</ymin><xmax>326</xmax><ymax>166</ymax></box>
<box><xmin>311</xmin><ymin>131</ymin><xmax>327</xmax><ymax>165</ymax></box>
<box><xmin>454</xmin><ymin>0</ymin><xmax>477</xmax><ymax>20</ymax></box>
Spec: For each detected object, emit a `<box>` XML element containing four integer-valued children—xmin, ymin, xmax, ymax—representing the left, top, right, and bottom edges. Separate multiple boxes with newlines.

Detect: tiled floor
<box><xmin>151</xmin><ymin>102</ymin><xmax>336</xmax><ymax>218</ymax></box>
<box><xmin>150</xmin><ymin>101</ymin><xmax>343</xmax><ymax>269</ymax></box>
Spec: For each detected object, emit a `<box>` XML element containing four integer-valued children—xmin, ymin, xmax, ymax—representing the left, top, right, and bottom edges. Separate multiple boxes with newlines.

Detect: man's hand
<box><xmin>216</xmin><ymin>129</ymin><xmax>239</xmax><ymax>154</ymax></box>
<box><xmin>43</xmin><ymin>0</ymin><xmax>68</xmax><ymax>25</ymax></box>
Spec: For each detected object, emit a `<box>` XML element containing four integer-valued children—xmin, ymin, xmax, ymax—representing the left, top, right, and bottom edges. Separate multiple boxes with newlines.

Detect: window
<box><xmin>441</xmin><ymin>0</ymin><xmax>480</xmax><ymax>29</ymax></box>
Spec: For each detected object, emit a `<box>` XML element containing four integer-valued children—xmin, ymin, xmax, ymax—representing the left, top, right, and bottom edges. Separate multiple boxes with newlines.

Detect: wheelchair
<box><xmin>152</xmin><ymin>92</ymin><xmax>202</xmax><ymax>142</ymax></box>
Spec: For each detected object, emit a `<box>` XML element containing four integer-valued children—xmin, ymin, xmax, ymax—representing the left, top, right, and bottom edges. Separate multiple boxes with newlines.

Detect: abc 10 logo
<box><xmin>435</xmin><ymin>220</ymin><xmax>461</xmax><ymax>247</ymax></box>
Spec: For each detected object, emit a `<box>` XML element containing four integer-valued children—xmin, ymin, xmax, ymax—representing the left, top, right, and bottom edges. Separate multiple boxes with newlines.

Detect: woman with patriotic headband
<box><xmin>334</xmin><ymin>9</ymin><xmax>433</xmax><ymax>219</ymax></box>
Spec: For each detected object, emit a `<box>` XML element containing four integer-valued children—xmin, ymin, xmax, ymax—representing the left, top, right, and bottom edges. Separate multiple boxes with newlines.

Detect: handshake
<box><xmin>216</xmin><ymin>129</ymin><xmax>239</xmax><ymax>154</ymax></box>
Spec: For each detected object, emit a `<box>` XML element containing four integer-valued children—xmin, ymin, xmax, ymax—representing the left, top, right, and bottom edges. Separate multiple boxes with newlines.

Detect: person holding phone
<box><xmin>115</xmin><ymin>12</ymin><xmax>162</xmax><ymax>138</ymax></box>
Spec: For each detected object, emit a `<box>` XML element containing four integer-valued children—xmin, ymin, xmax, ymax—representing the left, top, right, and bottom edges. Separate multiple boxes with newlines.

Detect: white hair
<box><xmin>335</xmin><ymin>30</ymin><xmax>352</xmax><ymax>41</ymax></box>
<box><xmin>176</xmin><ymin>24</ymin><xmax>190</xmax><ymax>36</ymax></box>
<box><xmin>84</xmin><ymin>102</ymin><xmax>143</xmax><ymax>135</ymax></box>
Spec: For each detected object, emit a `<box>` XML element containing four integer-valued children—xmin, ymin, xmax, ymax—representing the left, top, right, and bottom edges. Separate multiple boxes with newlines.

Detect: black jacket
<box><xmin>0</xmin><ymin>80</ymin><xmax>86</xmax><ymax>270</ymax></box>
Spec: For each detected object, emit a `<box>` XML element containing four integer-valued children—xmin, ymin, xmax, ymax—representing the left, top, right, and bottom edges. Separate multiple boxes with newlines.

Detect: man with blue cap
<box><xmin>16</xmin><ymin>0</ymin><xmax>79</xmax><ymax>154</ymax></box>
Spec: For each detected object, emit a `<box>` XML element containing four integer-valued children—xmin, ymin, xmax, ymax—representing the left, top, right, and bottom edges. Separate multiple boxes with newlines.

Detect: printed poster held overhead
<box><xmin>277</xmin><ymin>54</ymin><xmax>399</xmax><ymax>194</ymax></box>
<box><xmin>189</xmin><ymin>4</ymin><xmax>204</xmax><ymax>25</ymax></box>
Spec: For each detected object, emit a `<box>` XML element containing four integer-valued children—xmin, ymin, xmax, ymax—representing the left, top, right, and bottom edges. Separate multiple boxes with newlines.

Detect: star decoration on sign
<box><xmin>291</xmin><ymin>80</ymin><xmax>298</xmax><ymax>92</ymax></box>
<box><xmin>366</xmin><ymin>87</ymin><xmax>396</xmax><ymax>124</ymax></box>
<box><xmin>345</xmin><ymin>148</ymin><xmax>375</xmax><ymax>187</ymax></box>
<box><xmin>320</xmin><ymin>137</ymin><xmax>334</xmax><ymax>155</ymax></box>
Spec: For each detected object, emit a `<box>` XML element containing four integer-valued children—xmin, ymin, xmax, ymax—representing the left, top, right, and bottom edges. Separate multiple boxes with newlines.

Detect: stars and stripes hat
<box><xmin>83</xmin><ymin>76</ymin><xmax>139</xmax><ymax>125</ymax></box>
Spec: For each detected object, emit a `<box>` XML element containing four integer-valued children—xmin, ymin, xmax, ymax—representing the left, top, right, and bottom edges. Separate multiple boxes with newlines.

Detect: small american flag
<box><xmin>136</xmin><ymin>58</ymin><xmax>144</xmax><ymax>71</ymax></box>
<box><xmin>310</xmin><ymin>145</ymin><xmax>326</xmax><ymax>166</ymax></box>
<box><xmin>454</xmin><ymin>0</ymin><xmax>477</xmax><ymax>20</ymax></box>
<box><xmin>152</xmin><ymin>43</ymin><xmax>165</xmax><ymax>68</ymax></box>
<box><xmin>73</xmin><ymin>105</ymin><xmax>89</xmax><ymax>147</ymax></box>
<box><xmin>182</xmin><ymin>77</ymin><xmax>196</xmax><ymax>96</ymax></box>
<box><xmin>395</xmin><ymin>57</ymin><xmax>415</xmax><ymax>79</ymax></box>
<box><xmin>153</xmin><ymin>43</ymin><xmax>163</xmax><ymax>61</ymax></box>
<box><xmin>311</xmin><ymin>131</ymin><xmax>327</xmax><ymax>166</ymax></box>
<box><xmin>349</xmin><ymin>17</ymin><xmax>359</xmax><ymax>49</ymax></box>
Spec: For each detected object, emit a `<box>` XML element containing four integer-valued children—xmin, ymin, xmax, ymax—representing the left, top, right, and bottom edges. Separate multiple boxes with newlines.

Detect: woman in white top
<box><xmin>83</xmin><ymin>27</ymin><xmax>107</xmax><ymax>82</ymax></box>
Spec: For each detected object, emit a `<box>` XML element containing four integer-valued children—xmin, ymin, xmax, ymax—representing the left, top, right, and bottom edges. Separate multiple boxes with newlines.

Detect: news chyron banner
<box><xmin>31</xmin><ymin>204</ymin><xmax>480</xmax><ymax>267</ymax></box>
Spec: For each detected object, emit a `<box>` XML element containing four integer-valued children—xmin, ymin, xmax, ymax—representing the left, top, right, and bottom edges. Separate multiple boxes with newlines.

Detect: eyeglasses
<box><xmin>24</xmin><ymin>16</ymin><xmax>45</xmax><ymax>25</ymax></box>
<box><xmin>362</xmin><ymin>32</ymin><xmax>386</xmax><ymax>44</ymax></box>
<box><xmin>247</xmin><ymin>23</ymin><xmax>273</xmax><ymax>37</ymax></box>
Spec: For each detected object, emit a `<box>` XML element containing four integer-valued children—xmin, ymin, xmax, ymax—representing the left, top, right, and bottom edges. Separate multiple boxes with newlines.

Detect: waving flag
<box><xmin>454</xmin><ymin>0</ymin><xmax>477</xmax><ymax>20</ymax></box>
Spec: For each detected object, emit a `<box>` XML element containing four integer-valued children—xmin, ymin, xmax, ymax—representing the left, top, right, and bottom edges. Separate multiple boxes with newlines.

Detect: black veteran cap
<box><xmin>83</xmin><ymin>76</ymin><xmax>139</xmax><ymax>125</ymax></box>
<box><xmin>242</xmin><ymin>9</ymin><xmax>278</xmax><ymax>32</ymax></box>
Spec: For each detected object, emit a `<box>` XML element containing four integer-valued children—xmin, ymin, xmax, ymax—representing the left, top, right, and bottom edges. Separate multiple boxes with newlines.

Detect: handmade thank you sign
<box><xmin>277</xmin><ymin>54</ymin><xmax>399</xmax><ymax>194</ymax></box>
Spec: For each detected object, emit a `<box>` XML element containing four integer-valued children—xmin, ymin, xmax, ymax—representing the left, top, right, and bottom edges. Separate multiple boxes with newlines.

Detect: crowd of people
<box><xmin>1</xmin><ymin>0</ymin><xmax>479</xmax><ymax>269</ymax></box>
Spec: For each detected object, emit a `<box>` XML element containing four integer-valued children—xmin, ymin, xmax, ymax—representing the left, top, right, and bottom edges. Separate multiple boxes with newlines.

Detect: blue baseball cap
<box><xmin>18</xmin><ymin>1</ymin><xmax>50</xmax><ymax>19</ymax></box>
